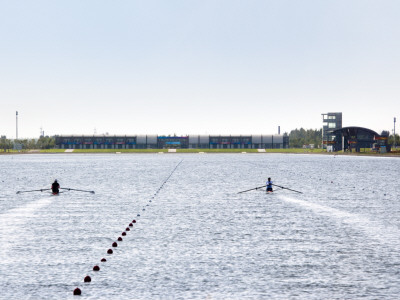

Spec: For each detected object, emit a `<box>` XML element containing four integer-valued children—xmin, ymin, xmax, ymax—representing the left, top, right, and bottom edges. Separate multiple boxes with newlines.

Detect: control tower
<box><xmin>321</xmin><ymin>112</ymin><xmax>342</xmax><ymax>149</ymax></box>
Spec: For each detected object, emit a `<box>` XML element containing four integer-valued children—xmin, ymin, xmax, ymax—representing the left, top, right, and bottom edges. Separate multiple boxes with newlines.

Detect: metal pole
<box><xmin>321</xmin><ymin>114</ymin><xmax>324</xmax><ymax>149</ymax></box>
<box><xmin>394</xmin><ymin>117</ymin><xmax>397</xmax><ymax>149</ymax></box>
<box><xmin>16</xmin><ymin>111</ymin><xmax>18</xmax><ymax>139</ymax></box>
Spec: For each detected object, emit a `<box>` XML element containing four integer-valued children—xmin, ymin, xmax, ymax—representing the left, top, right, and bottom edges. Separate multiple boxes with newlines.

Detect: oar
<box><xmin>60</xmin><ymin>187</ymin><xmax>95</xmax><ymax>194</ymax></box>
<box><xmin>237</xmin><ymin>185</ymin><xmax>266</xmax><ymax>194</ymax></box>
<box><xmin>16</xmin><ymin>188</ymin><xmax>51</xmax><ymax>194</ymax></box>
<box><xmin>271</xmin><ymin>184</ymin><xmax>302</xmax><ymax>194</ymax></box>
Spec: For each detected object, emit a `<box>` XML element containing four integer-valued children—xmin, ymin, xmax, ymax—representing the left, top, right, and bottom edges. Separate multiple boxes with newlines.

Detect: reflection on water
<box><xmin>0</xmin><ymin>154</ymin><xmax>399</xmax><ymax>299</ymax></box>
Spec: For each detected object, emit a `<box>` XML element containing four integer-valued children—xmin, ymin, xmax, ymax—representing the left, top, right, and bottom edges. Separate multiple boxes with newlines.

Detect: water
<box><xmin>0</xmin><ymin>153</ymin><xmax>399</xmax><ymax>299</ymax></box>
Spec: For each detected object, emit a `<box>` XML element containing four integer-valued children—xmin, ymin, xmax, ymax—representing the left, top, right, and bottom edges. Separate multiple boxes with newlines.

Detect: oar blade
<box><xmin>60</xmin><ymin>187</ymin><xmax>95</xmax><ymax>194</ymax></box>
<box><xmin>16</xmin><ymin>188</ymin><xmax>50</xmax><ymax>194</ymax></box>
<box><xmin>237</xmin><ymin>185</ymin><xmax>266</xmax><ymax>194</ymax></box>
<box><xmin>271</xmin><ymin>184</ymin><xmax>302</xmax><ymax>194</ymax></box>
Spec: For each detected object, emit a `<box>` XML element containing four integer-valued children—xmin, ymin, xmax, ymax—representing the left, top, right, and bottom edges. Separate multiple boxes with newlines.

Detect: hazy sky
<box><xmin>1</xmin><ymin>0</ymin><xmax>399</xmax><ymax>138</ymax></box>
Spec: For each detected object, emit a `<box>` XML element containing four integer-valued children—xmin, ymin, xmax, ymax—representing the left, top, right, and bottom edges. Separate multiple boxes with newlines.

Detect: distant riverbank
<box><xmin>1</xmin><ymin>148</ymin><xmax>399</xmax><ymax>156</ymax></box>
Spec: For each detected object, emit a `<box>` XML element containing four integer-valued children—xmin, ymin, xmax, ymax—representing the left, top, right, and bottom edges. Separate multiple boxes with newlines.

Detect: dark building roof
<box><xmin>332</xmin><ymin>126</ymin><xmax>380</xmax><ymax>138</ymax></box>
<box><xmin>330</xmin><ymin>126</ymin><xmax>390</xmax><ymax>152</ymax></box>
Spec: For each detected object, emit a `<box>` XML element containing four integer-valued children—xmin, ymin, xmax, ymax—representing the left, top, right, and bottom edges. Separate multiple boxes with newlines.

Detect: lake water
<box><xmin>0</xmin><ymin>153</ymin><xmax>399</xmax><ymax>299</ymax></box>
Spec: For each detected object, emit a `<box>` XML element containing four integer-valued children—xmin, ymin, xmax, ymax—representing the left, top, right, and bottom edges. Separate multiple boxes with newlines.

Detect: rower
<box><xmin>51</xmin><ymin>179</ymin><xmax>60</xmax><ymax>195</ymax></box>
<box><xmin>266</xmin><ymin>177</ymin><xmax>273</xmax><ymax>193</ymax></box>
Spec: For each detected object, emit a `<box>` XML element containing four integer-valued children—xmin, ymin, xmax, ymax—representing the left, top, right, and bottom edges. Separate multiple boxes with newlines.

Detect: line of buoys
<box><xmin>73</xmin><ymin>159</ymin><xmax>184</xmax><ymax>296</ymax></box>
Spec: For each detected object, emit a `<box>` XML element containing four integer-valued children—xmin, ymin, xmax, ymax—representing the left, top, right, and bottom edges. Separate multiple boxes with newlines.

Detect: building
<box><xmin>331</xmin><ymin>127</ymin><xmax>390</xmax><ymax>153</ymax></box>
<box><xmin>54</xmin><ymin>134</ymin><xmax>289</xmax><ymax>150</ymax></box>
<box><xmin>322</xmin><ymin>112</ymin><xmax>342</xmax><ymax>149</ymax></box>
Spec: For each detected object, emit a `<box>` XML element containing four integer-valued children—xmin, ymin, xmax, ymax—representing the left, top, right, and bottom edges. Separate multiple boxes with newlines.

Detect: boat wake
<box><xmin>0</xmin><ymin>197</ymin><xmax>53</xmax><ymax>262</ymax></box>
<box><xmin>278</xmin><ymin>195</ymin><xmax>400</xmax><ymax>249</ymax></box>
<box><xmin>278</xmin><ymin>195</ymin><xmax>354</xmax><ymax>218</ymax></box>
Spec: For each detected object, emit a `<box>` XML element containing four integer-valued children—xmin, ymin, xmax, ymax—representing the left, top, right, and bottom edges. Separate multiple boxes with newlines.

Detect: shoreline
<box><xmin>1</xmin><ymin>149</ymin><xmax>399</xmax><ymax>157</ymax></box>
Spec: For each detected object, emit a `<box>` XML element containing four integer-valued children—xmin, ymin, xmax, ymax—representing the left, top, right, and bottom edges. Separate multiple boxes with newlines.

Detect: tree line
<box><xmin>388</xmin><ymin>133</ymin><xmax>400</xmax><ymax>146</ymax></box>
<box><xmin>0</xmin><ymin>136</ymin><xmax>55</xmax><ymax>151</ymax></box>
<box><xmin>288</xmin><ymin>128</ymin><xmax>322</xmax><ymax>148</ymax></box>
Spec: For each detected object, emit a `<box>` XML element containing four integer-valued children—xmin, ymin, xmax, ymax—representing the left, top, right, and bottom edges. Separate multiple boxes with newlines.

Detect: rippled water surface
<box><xmin>0</xmin><ymin>153</ymin><xmax>399</xmax><ymax>299</ymax></box>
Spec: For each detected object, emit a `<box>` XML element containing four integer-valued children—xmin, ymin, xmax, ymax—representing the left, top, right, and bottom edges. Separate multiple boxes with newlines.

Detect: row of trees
<box><xmin>388</xmin><ymin>134</ymin><xmax>400</xmax><ymax>146</ymax></box>
<box><xmin>1</xmin><ymin>136</ymin><xmax>55</xmax><ymax>151</ymax></box>
<box><xmin>288</xmin><ymin>128</ymin><xmax>322</xmax><ymax>148</ymax></box>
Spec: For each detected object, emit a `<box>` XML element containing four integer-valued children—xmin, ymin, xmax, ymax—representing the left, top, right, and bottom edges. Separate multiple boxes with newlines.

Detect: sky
<box><xmin>1</xmin><ymin>0</ymin><xmax>399</xmax><ymax>138</ymax></box>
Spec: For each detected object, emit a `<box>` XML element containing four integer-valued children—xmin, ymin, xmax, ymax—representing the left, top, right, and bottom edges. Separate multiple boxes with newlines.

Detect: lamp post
<box><xmin>16</xmin><ymin>111</ymin><xmax>18</xmax><ymax>140</ymax></box>
<box><xmin>394</xmin><ymin>117</ymin><xmax>397</xmax><ymax>149</ymax></box>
